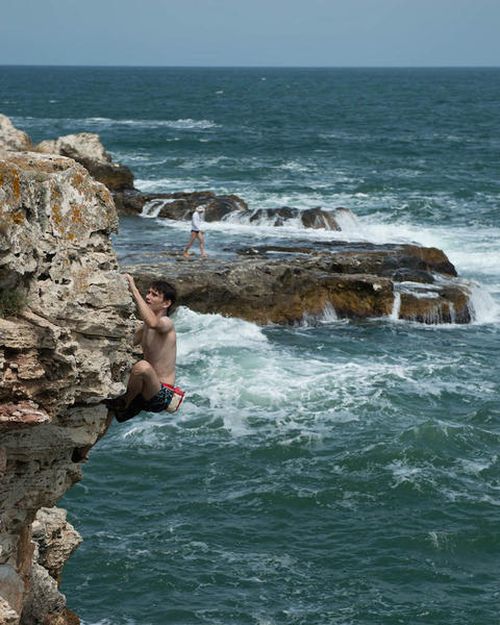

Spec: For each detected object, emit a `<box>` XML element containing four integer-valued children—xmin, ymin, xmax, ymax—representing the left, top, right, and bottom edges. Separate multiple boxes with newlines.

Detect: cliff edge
<box><xmin>0</xmin><ymin>150</ymin><xmax>135</xmax><ymax>624</ymax></box>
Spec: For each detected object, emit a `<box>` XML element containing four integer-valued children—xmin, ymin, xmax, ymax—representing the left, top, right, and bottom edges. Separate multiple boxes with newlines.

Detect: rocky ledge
<box><xmin>0</xmin><ymin>150</ymin><xmax>135</xmax><ymax>624</ymax></box>
<box><xmin>126</xmin><ymin>241</ymin><xmax>473</xmax><ymax>325</ymax></box>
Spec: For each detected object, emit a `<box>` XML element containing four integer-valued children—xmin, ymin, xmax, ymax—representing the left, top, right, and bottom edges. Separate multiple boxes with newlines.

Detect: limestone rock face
<box><xmin>37</xmin><ymin>133</ymin><xmax>134</xmax><ymax>192</ymax></box>
<box><xmin>31</xmin><ymin>508</ymin><xmax>82</xmax><ymax>583</ymax></box>
<box><xmin>0</xmin><ymin>150</ymin><xmax>135</xmax><ymax>624</ymax></box>
<box><xmin>37</xmin><ymin>134</ymin><xmax>111</xmax><ymax>165</ymax></box>
<box><xmin>0</xmin><ymin>115</ymin><xmax>32</xmax><ymax>152</ymax></box>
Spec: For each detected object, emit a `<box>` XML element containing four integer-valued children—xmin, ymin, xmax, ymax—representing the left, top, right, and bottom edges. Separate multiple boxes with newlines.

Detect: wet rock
<box><xmin>301</xmin><ymin>207</ymin><xmax>341</xmax><ymax>229</ymax></box>
<box><xmin>397</xmin><ymin>282</ymin><xmax>471</xmax><ymax>324</ymax></box>
<box><xmin>157</xmin><ymin>192</ymin><xmax>247</xmax><ymax>221</ymax></box>
<box><xmin>114</xmin><ymin>189</ymin><xmax>248</xmax><ymax>218</ymax></box>
<box><xmin>125</xmin><ymin>242</ymin><xmax>470</xmax><ymax>325</ymax></box>
<box><xmin>240</xmin><ymin>206</ymin><xmax>341</xmax><ymax>229</ymax></box>
<box><xmin>116</xmin><ymin>191</ymin><xmax>353</xmax><ymax>232</ymax></box>
<box><xmin>129</xmin><ymin>256</ymin><xmax>394</xmax><ymax>324</ymax></box>
<box><xmin>235</xmin><ymin>243</ymin><xmax>456</xmax><ymax>279</ymax></box>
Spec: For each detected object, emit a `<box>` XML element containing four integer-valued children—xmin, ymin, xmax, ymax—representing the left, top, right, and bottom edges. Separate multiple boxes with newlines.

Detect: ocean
<box><xmin>1</xmin><ymin>66</ymin><xmax>500</xmax><ymax>625</ymax></box>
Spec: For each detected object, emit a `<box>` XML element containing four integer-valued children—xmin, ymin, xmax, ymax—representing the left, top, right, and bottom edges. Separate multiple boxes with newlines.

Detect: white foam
<box><xmin>176</xmin><ymin>307</ymin><xmax>268</xmax><ymax>360</ymax></box>
<box><xmin>390</xmin><ymin>292</ymin><xmax>401</xmax><ymax>321</ymax></box>
<box><xmin>135</xmin><ymin>177</ymin><xmax>214</xmax><ymax>193</ymax></box>
<box><xmin>448</xmin><ymin>249</ymin><xmax>500</xmax><ymax>277</ymax></box>
<box><xmin>177</xmin><ymin>155</ymin><xmax>231</xmax><ymax>170</ymax></box>
<box><xmin>82</xmin><ymin>117</ymin><xmax>219</xmax><ymax>130</ymax></box>
<box><xmin>460</xmin><ymin>456</ymin><xmax>497</xmax><ymax>475</ymax></box>
<box><xmin>113</xmin><ymin>153</ymin><xmax>171</xmax><ymax>165</ymax></box>
<box><xmin>13</xmin><ymin>115</ymin><xmax>219</xmax><ymax>132</ymax></box>
<box><xmin>300</xmin><ymin>302</ymin><xmax>339</xmax><ymax>327</ymax></box>
<box><xmin>140</xmin><ymin>308</ymin><xmax>476</xmax><ymax>437</ymax></box>
<box><xmin>277</xmin><ymin>161</ymin><xmax>310</xmax><ymax>173</ymax></box>
<box><xmin>140</xmin><ymin>199</ymin><xmax>178</xmax><ymax>218</ymax></box>
<box><xmin>332</xmin><ymin>207</ymin><xmax>360</xmax><ymax>233</ymax></box>
<box><xmin>387</xmin><ymin>460</ymin><xmax>424</xmax><ymax>489</ymax></box>
<box><xmin>467</xmin><ymin>283</ymin><xmax>500</xmax><ymax>324</ymax></box>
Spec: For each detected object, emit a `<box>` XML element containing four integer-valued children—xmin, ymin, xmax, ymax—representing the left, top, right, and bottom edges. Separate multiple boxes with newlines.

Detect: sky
<box><xmin>1</xmin><ymin>0</ymin><xmax>499</xmax><ymax>67</ymax></box>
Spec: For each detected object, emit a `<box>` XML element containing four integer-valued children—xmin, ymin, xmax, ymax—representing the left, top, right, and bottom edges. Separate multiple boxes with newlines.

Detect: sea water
<box><xmin>1</xmin><ymin>66</ymin><xmax>500</xmax><ymax>625</ymax></box>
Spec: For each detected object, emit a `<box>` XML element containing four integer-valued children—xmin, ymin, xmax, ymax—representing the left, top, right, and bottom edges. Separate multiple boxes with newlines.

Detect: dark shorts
<box><xmin>142</xmin><ymin>384</ymin><xmax>174</xmax><ymax>412</ymax></box>
<box><xmin>114</xmin><ymin>385</ymin><xmax>174</xmax><ymax>423</ymax></box>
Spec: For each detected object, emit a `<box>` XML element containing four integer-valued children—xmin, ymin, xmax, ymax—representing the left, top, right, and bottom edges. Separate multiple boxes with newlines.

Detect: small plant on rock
<box><xmin>0</xmin><ymin>287</ymin><xmax>27</xmax><ymax>317</ymax></box>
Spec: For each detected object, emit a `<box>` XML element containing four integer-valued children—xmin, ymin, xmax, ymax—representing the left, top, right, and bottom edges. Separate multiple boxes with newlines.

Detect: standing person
<box><xmin>108</xmin><ymin>274</ymin><xmax>180</xmax><ymax>422</ymax></box>
<box><xmin>183</xmin><ymin>205</ymin><xmax>207</xmax><ymax>258</ymax></box>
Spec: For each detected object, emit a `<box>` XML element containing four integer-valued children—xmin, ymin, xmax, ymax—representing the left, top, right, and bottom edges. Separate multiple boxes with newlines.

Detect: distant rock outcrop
<box><xmin>239</xmin><ymin>206</ymin><xmax>341</xmax><ymax>229</ymax></box>
<box><xmin>37</xmin><ymin>132</ymin><xmax>134</xmax><ymax>192</ymax></box>
<box><xmin>118</xmin><ymin>191</ymin><xmax>352</xmax><ymax>230</ymax></box>
<box><xmin>0</xmin><ymin>114</ymin><xmax>32</xmax><ymax>152</ymax></box>
<box><xmin>0</xmin><ymin>150</ymin><xmax>135</xmax><ymax>625</ymax></box>
<box><xmin>115</xmin><ymin>189</ymin><xmax>248</xmax><ymax>219</ymax></box>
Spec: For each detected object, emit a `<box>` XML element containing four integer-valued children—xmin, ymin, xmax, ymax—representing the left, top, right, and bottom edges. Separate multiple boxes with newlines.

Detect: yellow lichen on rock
<box><xmin>10</xmin><ymin>210</ymin><xmax>25</xmax><ymax>225</ymax></box>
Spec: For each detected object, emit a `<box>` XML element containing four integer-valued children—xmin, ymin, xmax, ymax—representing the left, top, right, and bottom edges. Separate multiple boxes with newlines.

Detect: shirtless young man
<box><xmin>71</xmin><ymin>275</ymin><xmax>177</xmax><ymax>462</ymax></box>
<box><xmin>110</xmin><ymin>274</ymin><xmax>178</xmax><ymax>422</ymax></box>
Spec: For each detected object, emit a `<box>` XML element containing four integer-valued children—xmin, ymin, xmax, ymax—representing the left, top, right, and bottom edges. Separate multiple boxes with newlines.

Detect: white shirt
<box><xmin>191</xmin><ymin>210</ymin><xmax>205</xmax><ymax>232</ymax></box>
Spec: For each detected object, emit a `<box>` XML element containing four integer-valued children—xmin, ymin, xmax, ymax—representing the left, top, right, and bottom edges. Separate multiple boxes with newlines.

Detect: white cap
<box><xmin>196</xmin><ymin>205</ymin><xmax>206</xmax><ymax>212</ymax></box>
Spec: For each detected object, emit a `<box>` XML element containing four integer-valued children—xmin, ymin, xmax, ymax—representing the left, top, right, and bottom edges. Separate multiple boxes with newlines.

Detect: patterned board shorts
<box><xmin>142</xmin><ymin>384</ymin><xmax>174</xmax><ymax>412</ymax></box>
<box><xmin>114</xmin><ymin>384</ymin><xmax>185</xmax><ymax>423</ymax></box>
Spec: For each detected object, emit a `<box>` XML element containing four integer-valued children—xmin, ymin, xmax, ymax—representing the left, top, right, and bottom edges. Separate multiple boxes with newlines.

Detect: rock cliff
<box><xmin>0</xmin><ymin>150</ymin><xmax>135</xmax><ymax>624</ymax></box>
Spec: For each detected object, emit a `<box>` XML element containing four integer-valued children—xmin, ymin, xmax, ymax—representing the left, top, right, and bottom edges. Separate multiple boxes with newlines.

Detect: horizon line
<box><xmin>1</xmin><ymin>63</ymin><xmax>499</xmax><ymax>70</ymax></box>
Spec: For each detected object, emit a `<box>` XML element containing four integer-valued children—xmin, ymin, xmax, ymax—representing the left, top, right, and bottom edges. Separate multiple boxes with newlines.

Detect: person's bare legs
<box><xmin>199</xmin><ymin>231</ymin><xmax>207</xmax><ymax>258</ymax></box>
<box><xmin>73</xmin><ymin>361</ymin><xmax>162</xmax><ymax>463</ymax></box>
<box><xmin>183</xmin><ymin>232</ymin><xmax>197</xmax><ymax>256</ymax></box>
<box><xmin>123</xmin><ymin>360</ymin><xmax>162</xmax><ymax>407</ymax></box>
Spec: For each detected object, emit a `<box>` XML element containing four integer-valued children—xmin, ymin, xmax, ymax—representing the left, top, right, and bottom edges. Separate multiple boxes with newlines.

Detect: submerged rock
<box><xmin>0</xmin><ymin>150</ymin><xmax>135</xmax><ymax>624</ymax></box>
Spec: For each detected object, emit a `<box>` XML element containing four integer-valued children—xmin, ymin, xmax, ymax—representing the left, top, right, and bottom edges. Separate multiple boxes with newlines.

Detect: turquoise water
<box><xmin>2</xmin><ymin>67</ymin><xmax>500</xmax><ymax>624</ymax></box>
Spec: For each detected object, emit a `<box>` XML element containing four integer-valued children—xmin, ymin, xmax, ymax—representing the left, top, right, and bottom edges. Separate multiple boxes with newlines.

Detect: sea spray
<box><xmin>467</xmin><ymin>283</ymin><xmax>500</xmax><ymax>324</ymax></box>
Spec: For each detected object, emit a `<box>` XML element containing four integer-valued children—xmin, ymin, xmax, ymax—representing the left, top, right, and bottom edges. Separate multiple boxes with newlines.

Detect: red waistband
<box><xmin>162</xmin><ymin>383</ymin><xmax>184</xmax><ymax>394</ymax></box>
